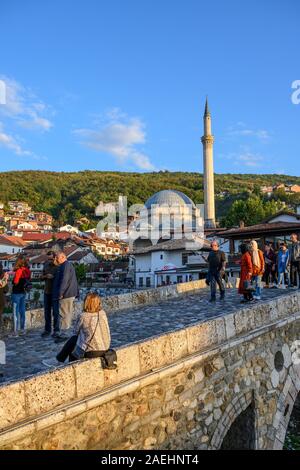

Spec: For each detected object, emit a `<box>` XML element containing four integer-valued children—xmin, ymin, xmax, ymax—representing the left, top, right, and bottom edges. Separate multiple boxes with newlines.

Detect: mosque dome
<box><xmin>144</xmin><ymin>190</ymin><xmax>196</xmax><ymax>210</ymax></box>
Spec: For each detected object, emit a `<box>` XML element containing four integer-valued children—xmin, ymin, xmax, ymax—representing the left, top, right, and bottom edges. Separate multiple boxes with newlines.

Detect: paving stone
<box><xmin>0</xmin><ymin>288</ymin><xmax>291</xmax><ymax>384</ymax></box>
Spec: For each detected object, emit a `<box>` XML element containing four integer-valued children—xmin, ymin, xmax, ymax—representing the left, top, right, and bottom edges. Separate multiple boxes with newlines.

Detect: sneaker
<box><xmin>253</xmin><ymin>295</ymin><xmax>261</xmax><ymax>300</ymax></box>
<box><xmin>8</xmin><ymin>332</ymin><xmax>18</xmax><ymax>338</ymax></box>
<box><xmin>18</xmin><ymin>330</ymin><xmax>26</xmax><ymax>336</ymax></box>
<box><xmin>209</xmin><ymin>297</ymin><xmax>216</xmax><ymax>303</ymax></box>
<box><xmin>41</xmin><ymin>331</ymin><xmax>51</xmax><ymax>338</ymax></box>
<box><xmin>42</xmin><ymin>359</ymin><xmax>62</xmax><ymax>368</ymax></box>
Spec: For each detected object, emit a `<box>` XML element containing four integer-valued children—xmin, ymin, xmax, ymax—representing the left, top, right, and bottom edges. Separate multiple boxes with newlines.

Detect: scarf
<box><xmin>250</xmin><ymin>240</ymin><xmax>261</xmax><ymax>269</ymax></box>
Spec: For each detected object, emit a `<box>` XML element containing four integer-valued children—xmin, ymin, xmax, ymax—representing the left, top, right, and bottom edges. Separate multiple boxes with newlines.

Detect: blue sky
<box><xmin>0</xmin><ymin>0</ymin><xmax>299</xmax><ymax>174</ymax></box>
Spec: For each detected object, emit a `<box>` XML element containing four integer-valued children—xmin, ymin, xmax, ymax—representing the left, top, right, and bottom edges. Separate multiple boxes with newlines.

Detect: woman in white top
<box><xmin>55</xmin><ymin>292</ymin><xmax>111</xmax><ymax>363</ymax></box>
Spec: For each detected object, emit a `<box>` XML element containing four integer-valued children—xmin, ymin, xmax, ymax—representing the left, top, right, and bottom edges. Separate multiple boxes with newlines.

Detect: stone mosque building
<box><xmin>132</xmin><ymin>99</ymin><xmax>219</xmax><ymax>288</ymax></box>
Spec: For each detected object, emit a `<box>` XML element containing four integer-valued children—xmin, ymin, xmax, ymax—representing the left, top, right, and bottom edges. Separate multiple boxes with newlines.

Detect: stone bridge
<box><xmin>0</xmin><ymin>280</ymin><xmax>299</xmax><ymax>450</ymax></box>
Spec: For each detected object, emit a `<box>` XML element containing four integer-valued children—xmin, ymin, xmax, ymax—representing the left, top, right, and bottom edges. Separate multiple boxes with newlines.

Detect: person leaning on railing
<box><xmin>0</xmin><ymin>263</ymin><xmax>9</xmax><ymax>331</ymax></box>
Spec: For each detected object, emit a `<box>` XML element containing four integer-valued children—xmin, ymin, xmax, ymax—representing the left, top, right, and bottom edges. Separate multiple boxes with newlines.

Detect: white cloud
<box><xmin>224</xmin><ymin>146</ymin><xmax>265</xmax><ymax>168</ymax></box>
<box><xmin>0</xmin><ymin>121</ymin><xmax>32</xmax><ymax>156</ymax></box>
<box><xmin>0</xmin><ymin>76</ymin><xmax>53</xmax><ymax>131</ymax></box>
<box><xmin>74</xmin><ymin>109</ymin><xmax>156</xmax><ymax>171</ymax></box>
<box><xmin>0</xmin><ymin>121</ymin><xmax>47</xmax><ymax>160</ymax></box>
<box><xmin>236</xmin><ymin>151</ymin><xmax>263</xmax><ymax>167</ymax></box>
<box><xmin>226</xmin><ymin>122</ymin><xmax>271</xmax><ymax>142</ymax></box>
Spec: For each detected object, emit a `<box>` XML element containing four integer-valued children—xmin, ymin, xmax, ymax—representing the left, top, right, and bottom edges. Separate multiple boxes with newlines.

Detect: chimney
<box><xmin>239</xmin><ymin>220</ymin><xmax>245</xmax><ymax>229</ymax></box>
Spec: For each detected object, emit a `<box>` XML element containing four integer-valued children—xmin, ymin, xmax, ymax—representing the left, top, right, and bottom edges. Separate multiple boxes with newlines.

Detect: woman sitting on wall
<box><xmin>43</xmin><ymin>292</ymin><xmax>113</xmax><ymax>367</ymax></box>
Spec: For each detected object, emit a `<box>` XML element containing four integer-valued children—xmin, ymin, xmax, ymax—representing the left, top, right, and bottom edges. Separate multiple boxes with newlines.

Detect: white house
<box><xmin>68</xmin><ymin>250</ymin><xmax>99</xmax><ymax>266</ymax></box>
<box><xmin>0</xmin><ymin>234</ymin><xmax>27</xmax><ymax>254</ymax></box>
<box><xmin>133</xmin><ymin>237</ymin><xmax>210</xmax><ymax>288</ymax></box>
<box><xmin>59</xmin><ymin>225</ymin><xmax>80</xmax><ymax>234</ymax></box>
<box><xmin>0</xmin><ymin>253</ymin><xmax>17</xmax><ymax>270</ymax></box>
<box><xmin>262</xmin><ymin>210</ymin><xmax>300</xmax><ymax>225</ymax></box>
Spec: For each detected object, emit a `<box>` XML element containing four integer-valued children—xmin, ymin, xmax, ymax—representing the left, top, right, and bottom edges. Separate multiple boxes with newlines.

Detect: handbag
<box><xmin>100</xmin><ymin>349</ymin><xmax>118</xmax><ymax>370</ymax></box>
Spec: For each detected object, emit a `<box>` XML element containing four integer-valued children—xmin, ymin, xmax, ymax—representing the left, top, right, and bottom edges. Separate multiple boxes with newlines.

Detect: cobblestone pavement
<box><xmin>0</xmin><ymin>287</ymin><xmax>294</xmax><ymax>385</ymax></box>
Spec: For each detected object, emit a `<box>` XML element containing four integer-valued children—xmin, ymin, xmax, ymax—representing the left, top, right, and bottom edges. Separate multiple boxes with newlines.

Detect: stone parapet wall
<box><xmin>1</xmin><ymin>279</ymin><xmax>212</xmax><ymax>334</ymax></box>
<box><xmin>0</xmin><ymin>291</ymin><xmax>299</xmax><ymax>450</ymax></box>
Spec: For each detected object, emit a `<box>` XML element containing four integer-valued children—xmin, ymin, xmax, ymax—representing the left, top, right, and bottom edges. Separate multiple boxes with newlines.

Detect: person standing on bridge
<box><xmin>290</xmin><ymin>233</ymin><xmax>300</xmax><ymax>288</ymax></box>
<box><xmin>277</xmin><ymin>242</ymin><xmax>290</xmax><ymax>289</ymax></box>
<box><xmin>52</xmin><ymin>251</ymin><xmax>79</xmax><ymax>343</ymax></box>
<box><xmin>249</xmin><ymin>240</ymin><xmax>265</xmax><ymax>301</ymax></box>
<box><xmin>263</xmin><ymin>244</ymin><xmax>276</xmax><ymax>288</ymax></box>
<box><xmin>239</xmin><ymin>243</ymin><xmax>254</xmax><ymax>303</ymax></box>
<box><xmin>207</xmin><ymin>240</ymin><xmax>226</xmax><ymax>303</ymax></box>
<box><xmin>0</xmin><ymin>263</ymin><xmax>9</xmax><ymax>332</ymax></box>
<box><xmin>11</xmin><ymin>257</ymin><xmax>31</xmax><ymax>335</ymax></box>
<box><xmin>41</xmin><ymin>251</ymin><xmax>59</xmax><ymax>338</ymax></box>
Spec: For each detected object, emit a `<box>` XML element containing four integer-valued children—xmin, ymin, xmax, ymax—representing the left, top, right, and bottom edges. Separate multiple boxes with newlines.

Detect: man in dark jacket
<box><xmin>52</xmin><ymin>251</ymin><xmax>79</xmax><ymax>343</ymax></box>
<box><xmin>207</xmin><ymin>240</ymin><xmax>226</xmax><ymax>302</ymax></box>
<box><xmin>290</xmin><ymin>233</ymin><xmax>300</xmax><ymax>288</ymax></box>
<box><xmin>41</xmin><ymin>251</ymin><xmax>58</xmax><ymax>338</ymax></box>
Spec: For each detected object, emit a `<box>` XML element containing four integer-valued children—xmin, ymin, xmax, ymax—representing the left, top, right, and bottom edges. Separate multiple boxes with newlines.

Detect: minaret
<box><xmin>201</xmin><ymin>97</ymin><xmax>216</xmax><ymax>228</ymax></box>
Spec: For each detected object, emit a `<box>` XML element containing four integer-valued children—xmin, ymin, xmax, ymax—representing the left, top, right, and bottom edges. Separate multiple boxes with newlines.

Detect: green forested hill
<box><xmin>0</xmin><ymin>170</ymin><xmax>300</xmax><ymax>227</ymax></box>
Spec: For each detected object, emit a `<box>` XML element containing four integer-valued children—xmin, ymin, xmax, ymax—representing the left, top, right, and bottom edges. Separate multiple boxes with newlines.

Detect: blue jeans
<box><xmin>12</xmin><ymin>293</ymin><xmax>26</xmax><ymax>332</ymax></box>
<box><xmin>252</xmin><ymin>275</ymin><xmax>262</xmax><ymax>297</ymax></box>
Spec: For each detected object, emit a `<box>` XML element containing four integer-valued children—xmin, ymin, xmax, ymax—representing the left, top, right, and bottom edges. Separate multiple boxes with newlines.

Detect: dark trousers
<box><xmin>56</xmin><ymin>335</ymin><xmax>106</xmax><ymax>363</ymax></box>
<box><xmin>291</xmin><ymin>261</ymin><xmax>300</xmax><ymax>287</ymax></box>
<box><xmin>210</xmin><ymin>271</ymin><xmax>225</xmax><ymax>299</ymax></box>
<box><xmin>56</xmin><ymin>335</ymin><xmax>78</xmax><ymax>362</ymax></box>
<box><xmin>44</xmin><ymin>293</ymin><xmax>60</xmax><ymax>333</ymax></box>
<box><xmin>264</xmin><ymin>264</ymin><xmax>277</xmax><ymax>286</ymax></box>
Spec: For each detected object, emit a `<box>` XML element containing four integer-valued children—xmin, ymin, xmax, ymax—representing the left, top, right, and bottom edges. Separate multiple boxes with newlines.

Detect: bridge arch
<box><xmin>210</xmin><ymin>390</ymin><xmax>258</xmax><ymax>450</ymax></box>
<box><xmin>272</xmin><ymin>363</ymin><xmax>300</xmax><ymax>450</ymax></box>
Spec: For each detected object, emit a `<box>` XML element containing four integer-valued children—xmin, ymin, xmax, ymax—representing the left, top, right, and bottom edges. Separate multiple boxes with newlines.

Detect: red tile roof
<box><xmin>0</xmin><ymin>234</ymin><xmax>27</xmax><ymax>247</ymax></box>
<box><xmin>54</xmin><ymin>232</ymin><xmax>73</xmax><ymax>240</ymax></box>
<box><xmin>21</xmin><ymin>233</ymin><xmax>53</xmax><ymax>242</ymax></box>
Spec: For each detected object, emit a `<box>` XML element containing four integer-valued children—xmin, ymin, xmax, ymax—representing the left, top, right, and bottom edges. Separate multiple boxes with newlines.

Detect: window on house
<box><xmin>182</xmin><ymin>253</ymin><xmax>188</xmax><ymax>265</ymax></box>
<box><xmin>177</xmin><ymin>275</ymin><xmax>183</xmax><ymax>283</ymax></box>
<box><xmin>139</xmin><ymin>277</ymin><xmax>143</xmax><ymax>287</ymax></box>
<box><xmin>160</xmin><ymin>254</ymin><xmax>163</xmax><ymax>260</ymax></box>
<box><xmin>146</xmin><ymin>277</ymin><xmax>151</xmax><ymax>287</ymax></box>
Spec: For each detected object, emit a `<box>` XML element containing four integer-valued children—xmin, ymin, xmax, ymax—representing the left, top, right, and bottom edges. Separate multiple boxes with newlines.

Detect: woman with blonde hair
<box><xmin>249</xmin><ymin>240</ymin><xmax>265</xmax><ymax>300</ymax></box>
<box><xmin>43</xmin><ymin>292</ymin><xmax>111</xmax><ymax>365</ymax></box>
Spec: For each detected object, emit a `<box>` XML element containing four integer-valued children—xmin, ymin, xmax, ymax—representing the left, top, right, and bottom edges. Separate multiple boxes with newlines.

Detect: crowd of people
<box><xmin>0</xmin><ymin>250</ymin><xmax>114</xmax><ymax>373</ymax></box>
<box><xmin>206</xmin><ymin>233</ymin><xmax>300</xmax><ymax>303</ymax></box>
<box><xmin>1</xmin><ymin>235</ymin><xmax>300</xmax><ymax>373</ymax></box>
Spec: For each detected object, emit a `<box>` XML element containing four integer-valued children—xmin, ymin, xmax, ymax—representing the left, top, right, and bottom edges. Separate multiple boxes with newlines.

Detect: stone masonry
<box><xmin>0</xmin><ymin>287</ymin><xmax>299</xmax><ymax>450</ymax></box>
